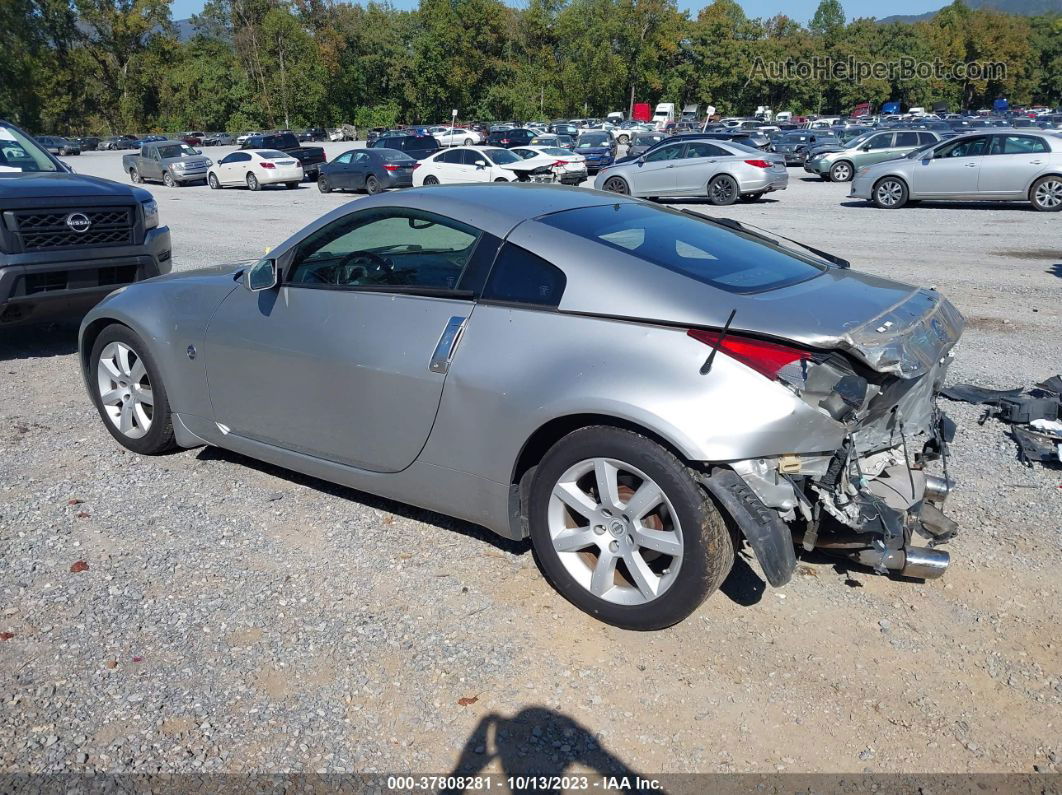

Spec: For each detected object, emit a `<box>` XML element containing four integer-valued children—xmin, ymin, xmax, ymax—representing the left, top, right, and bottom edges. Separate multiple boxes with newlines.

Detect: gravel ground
<box><xmin>0</xmin><ymin>146</ymin><xmax>1060</xmax><ymax>777</ymax></box>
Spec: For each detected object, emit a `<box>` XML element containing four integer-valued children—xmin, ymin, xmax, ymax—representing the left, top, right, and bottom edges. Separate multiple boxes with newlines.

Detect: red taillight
<box><xmin>500</xmin><ymin>138</ymin><xmax>510</xmax><ymax>144</ymax></box>
<box><xmin>551</xmin><ymin>160</ymin><xmax>569</xmax><ymax>167</ymax></box>
<box><xmin>260</xmin><ymin>161</ymin><xmax>276</xmax><ymax>169</ymax></box>
<box><xmin>383</xmin><ymin>163</ymin><xmax>399</xmax><ymax>171</ymax></box>
<box><xmin>687</xmin><ymin>329</ymin><xmax>811</xmax><ymax>380</ymax></box>
<box><xmin>744</xmin><ymin>159</ymin><xmax>771</xmax><ymax>169</ymax></box>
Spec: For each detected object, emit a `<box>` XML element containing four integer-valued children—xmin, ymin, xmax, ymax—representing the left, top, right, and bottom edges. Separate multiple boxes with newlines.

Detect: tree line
<box><xmin>2</xmin><ymin>0</ymin><xmax>1059</xmax><ymax>135</ymax></box>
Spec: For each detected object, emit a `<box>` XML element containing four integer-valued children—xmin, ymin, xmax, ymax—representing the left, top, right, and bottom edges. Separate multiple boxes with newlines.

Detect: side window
<box><xmin>352</xmin><ymin>152</ymin><xmax>369</xmax><ymax>165</ymax></box>
<box><xmin>460</xmin><ymin>149</ymin><xmax>484</xmax><ymax>166</ymax></box>
<box><xmin>866</xmin><ymin>134</ymin><xmax>894</xmax><ymax>150</ymax></box>
<box><xmin>917</xmin><ymin>132</ymin><xmax>937</xmax><ymax>146</ymax></box>
<box><xmin>482</xmin><ymin>243</ymin><xmax>566</xmax><ymax>307</ymax></box>
<box><xmin>684</xmin><ymin>142</ymin><xmax>727</xmax><ymax>158</ymax></box>
<box><xmin>335</xmin><ymin>152</ymin><xmax>353</xmax><ymax>164</ymax></box>
<box><xmin>436</xmin><ymin>149</ymin><xmax>460</xmax><ymax>164</ymax></box>
<box><xmin>287</xmin><ymin>209</ymin><xmax>482</xmax><ymax>291</ymax></box>
<box><xmin>999</xmin><ymin>135</ymin><xmax>1049</xmax><ymax>154</ymax></box>
<box><xmin>645</xmin><ymin>144</ymin><xmax>683</xmax><ymax>162</ymax></box>
<box><xmin>895</xmin><ymin>132</ymin><xmax>920</xmax><ymax>147</ymax></box>
<box><xmin>938</xmin><ymin>136</ymin><xmax>989</xmax><ymax>158</ymax></box>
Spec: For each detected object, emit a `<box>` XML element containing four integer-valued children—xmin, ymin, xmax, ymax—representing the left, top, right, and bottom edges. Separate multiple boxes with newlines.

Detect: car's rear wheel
<box><xmin>129</xmin><ymin>167</ymin><xmax>141</xmax><ymax>184</ymax></box>
<box><xmin>423</xmin><ymin>175</ymin><xmax>440</xmax><ymax>185</ymax></box>
<box><xmin>707</xmin><ymin>174</ymin><xmax>739</xmax><ymax>205</ymax></box>
<box><xmin>1030</xmin><ymin>176</ymin><xmax>1062</xmax><ymax>212</ymax></box>
<box><xmin>872</xmin><ymin>176</ymin><xmax>908</xmax><ymax>209</ymax></box>
<box><xmin>163</xmin><ymin>171</ymin><xmax>176</xmax><ymax>188</ymax></box>
<box><xmin>829</xmin><ymin>161</ymin><xmax>853</xmax><ymax>182</ymax></box>
<box><xmin>529</xmin><ymin>427</ymin><xmax>733</xmax><ymax>630</ymax></box>
<box><xmin>317</xmin><ymin>175</ymin><xmax>332</xmax><ymax>193</ymax></box>
<box><xmin>365</xmin><ymin>175</ymin><xmax>381</xmax><ymax>195</ymax></box>
<box><xmin>90</xmin><ymin>325</ymin><xmax>176</xmax><ymax>455</ymax></box>
<box><xmin>602</xmin><ymin>176</ymin><xmax>630</xmax><ymax>194</ymax></box>
<box><xmin>246</xmin><ymin>172</ymin><xmax>260</xmax><ymax>191</ymax></box>
<box><xmin>208</xmin><ymin>173</ymin><xmax>220</xmax><ymax>189</ymax></box>
<box><xmin>463</xmin><ymin>138</ymin><xmax>473</xmax><ymax>145</ymax></box>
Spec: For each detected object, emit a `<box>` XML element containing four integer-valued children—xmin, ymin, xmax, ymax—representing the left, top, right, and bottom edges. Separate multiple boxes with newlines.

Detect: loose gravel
<box><xmin>0</xmin><ymin>147</ymin><xmax>1059</xmax><ymax>776</ymax></box>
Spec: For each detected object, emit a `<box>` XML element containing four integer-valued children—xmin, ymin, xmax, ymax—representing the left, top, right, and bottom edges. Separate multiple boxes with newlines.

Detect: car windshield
<box><xmin>540</xmin><ymin>204</ymin><xmax>826</xmax><ymax>294</ymax></box>
<box><xmin>0</xmin><ymin>122</ymin><xmax>61</xmax><ymax>174</ymax></box>
<box><xmin>843</xmin><ymin>132</ymin><xmax>874</xmax><ymax>148</ymax></box>
<box><xmin>577</xmin><ymin>134</ymin><xmax>609</xmax><ymax>148</ymax></box>
<box><xmin>484</xmin><ymin>148</ymin><xmax>519</xmax><ymax>165</ymax></box>
<box><xmin>157</xmin><ymin>144</ymin><xmax>198</xmax><ymax>159</ymax></box>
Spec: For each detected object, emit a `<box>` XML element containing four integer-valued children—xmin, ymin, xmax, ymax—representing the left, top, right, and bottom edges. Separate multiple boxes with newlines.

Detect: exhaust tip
<box><xmin>923</xmin><ymin>474</ymin><xmax>954</xmax><ymax>504</ymax></box>
<box><xmin>901</xmin><ymin>546</ymin><xmax>949</xmax><ymax>579</ymax></box>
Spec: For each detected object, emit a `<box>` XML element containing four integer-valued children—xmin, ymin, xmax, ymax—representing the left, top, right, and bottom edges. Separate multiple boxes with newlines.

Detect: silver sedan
<box><xmin>79</xmin><ymin>184</ymin><xmax>962</xmax><ymax>629</ymax></box>
<box><xmin>850</xmin><ymin>130</ymin><xmax>1062</xmax><ymax>211</ymax></box>
<box><xmin>594</xmin><ymin>139</ymin><xmax>788</xmax><ymax>204</ymax></box>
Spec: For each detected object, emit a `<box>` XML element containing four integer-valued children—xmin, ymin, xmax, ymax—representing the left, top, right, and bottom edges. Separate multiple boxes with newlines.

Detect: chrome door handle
<box><xmin>429</xmin><ymin>316</ymin><xmax>467</xmax><ymax>374</ymax></box>
<box><xmin>965</xmin><ymin>163</ymin><xmax>977</xmax><ymax>167</ymax></box>
<box><xmin>1030</xmin><ymin>159</ymin><xmax>1043</xmax><ymax>164</ymax></box>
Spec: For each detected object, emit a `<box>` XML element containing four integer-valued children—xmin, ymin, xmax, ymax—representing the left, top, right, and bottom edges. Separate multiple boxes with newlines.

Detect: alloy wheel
<box><xmin>602</xmin><ymin>176</ymin><xmax>629</xmax><ymax>194</ymax></box>
<box><xmin>423</xmin><ymin>175</ymin><xmax>440</xmax><ymax>185</ymax></box>
<box><xmin>708</xmin><ymin>175</ymin><xmax>737</xmax><ymax>205</ymax></box>
<box><xmin>547</xmin><ymin>457</ymin><xmax>684</xmax><ymax>606</ymax></box>
<box><xmin>96</xmin><ymin>341</ymin><xmax>153</xmax><ymax>440</ymax></box>
<box><xmin>163</xmin><ymin>171</ymin><xmax>175</xmax><ymax>188</ymax></box>
<box><xmin>246</xmin><ymin>173</ymin><xmax>259</xmax><ymax>191</ymax></box>
<box><xmin>366</xmin><ymin>176</ymin><xmax>380</xmax><ymax>195</ymax></box>
<box><xmin>208</xmin><ymin>173</ymin><xmax>219</xmax><ymax>189</ymax></box>
<box><xmin>1033</xmin><ymin>178</ymin><xmax>1062</xmax><ymax>210</ymax></box>
<box><xmin>875</xmin><ymin>179</ymin><xmax>903</xmax><ymax>207</ymax></box>
<box><xmin>830</xmin><ymin>162</ymin><xmax>852</xmax><ymax>182</ymax></box>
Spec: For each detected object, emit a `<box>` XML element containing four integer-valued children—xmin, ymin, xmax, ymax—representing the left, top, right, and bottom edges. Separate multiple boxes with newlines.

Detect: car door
<box><xmin>203</xmin><ymin>206</ymin><xmax>487</xmax><ymax>472</ymax></box>
<box><xmin>633</xmin><ymin>142</ymin><xmax>683</xmax><ymax>195</ymax></box>
<box><xmin>220</xmin><ymin>152</ymin><xmax>251</xmax><ymax>184</ymax></box>
<box><xmin>914</xmin><ymin>135</ymin><xmax>989</xmax><ymax>195</ymax></box>
<box><xmin>852</xmin><ymin>132</ymin><xmax>898</xmax><ymax>168</ymax></box>
<box><xmin>329</xmin><ymin>151</ymin><xmax>354</xmax><ymax>188</ymax></box>
<box><xmin>672</xmin><ymin>141</ymin><xmax>730</xmax><ymax>194</ymax></box>
<box><xmin>978</xmin><ymin>134</ymin><xmax>1051</xmax><ymax>196</ymax></box>
<box><xmin>348</xmin><ymin>152</ymin><xmax>372</xmax><ymax>189</ymax></box>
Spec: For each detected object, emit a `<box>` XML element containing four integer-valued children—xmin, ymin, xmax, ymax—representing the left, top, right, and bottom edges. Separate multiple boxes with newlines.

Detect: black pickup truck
<box><xmin>0</xmin><ymin>119</ymin><xmax>171</xmax><ymax>326</ymax></box>
<box><xmin>240</xmin><ymin>131</ymin><xmax>326</xmax><ymax>180</ymax></box>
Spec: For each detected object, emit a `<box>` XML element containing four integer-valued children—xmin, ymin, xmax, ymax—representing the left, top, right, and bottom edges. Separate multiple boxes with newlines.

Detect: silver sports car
<box><xmin>79</xmin><ymin>185</ymin><xmax>964</xmax><ymax>630</ymax></box>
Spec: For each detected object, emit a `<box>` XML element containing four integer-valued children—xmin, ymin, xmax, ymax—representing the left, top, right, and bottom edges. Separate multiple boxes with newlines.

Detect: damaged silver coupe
<box><xmin>78</xmin><ymin>185</ymin><xmax>963</xmax><ymax>630</ymax></box>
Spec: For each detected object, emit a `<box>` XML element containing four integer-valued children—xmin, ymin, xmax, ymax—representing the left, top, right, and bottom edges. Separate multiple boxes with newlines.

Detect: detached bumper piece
<box><xmin>942</xmin><ymin>375</ymin><xmax>1062</xmax><ymax>466</ymax></box>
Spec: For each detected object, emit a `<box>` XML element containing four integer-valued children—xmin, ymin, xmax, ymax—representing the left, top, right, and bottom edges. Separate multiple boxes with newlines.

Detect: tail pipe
<box><xmin>923</xmin><ymin>474</ymin><xmax>954</xmax><ymax>504</ymax></box>
<box><xmin>850</xmin><ymin>546</ymin><xmax>950</xmax><ymax>579</ymax></box>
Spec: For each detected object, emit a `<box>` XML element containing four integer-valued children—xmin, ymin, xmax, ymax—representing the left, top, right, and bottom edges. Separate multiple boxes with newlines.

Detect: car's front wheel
<box><xmin>1030</xmin><ymin>175</ymin><xmax>1062</xmax><ymax>212</ymax></box>
<box><xmin>129</xmin><ymin>167</ymin><xmax>141</xmax><ymax>184</ymax></box>
<box><xmin>317</xmin><ymin>174</ymin><xmax>332</xmax><ymax>193</ymax></box>
<box><xmin>872</xmin><ymin>176</ymin><xmax>908</xmax><ymax>209</ymax></box>
<box><xmin>89</xmin><ymin>325</ymin><xmax>177</xmax><ymax>455</ymax></box>
<box><xmin>601</xmin><ymin>176</ymin><xmax>630</xmax><ymax>194</ymax></box>
<box><xmin>208</xmin><ymin>173</ymin><xmax>220</xmax><ymax>190</ymax></box>
<box><xmin>829</xmin><ymin>161</ymin><xmax>853</xmax><ymax>182</ymax></box>
<box><xmin>529</xmin><ymin>427</ymin><xmax>734</xmax><ymax>630</ymax></box>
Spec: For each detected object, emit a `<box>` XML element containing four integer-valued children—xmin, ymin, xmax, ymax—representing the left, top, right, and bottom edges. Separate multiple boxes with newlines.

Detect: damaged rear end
<box><xmin>701</xmin><ymin>288</ymin><xmax>964</xmax><ymax>586</ymax></box>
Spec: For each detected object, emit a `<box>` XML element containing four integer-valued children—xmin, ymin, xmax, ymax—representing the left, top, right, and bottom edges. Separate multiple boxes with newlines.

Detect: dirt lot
<box><xmin>1</xmin><ymin>146</ymin><xmax>1060</xmax><ymax>777</ymax></box>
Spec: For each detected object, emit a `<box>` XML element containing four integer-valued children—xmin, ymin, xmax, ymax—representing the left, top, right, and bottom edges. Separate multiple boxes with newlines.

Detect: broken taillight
<box><xmin>687</xmin><ymin>329</ymin><xmax>812</xmax><ymax>380</ymax></box>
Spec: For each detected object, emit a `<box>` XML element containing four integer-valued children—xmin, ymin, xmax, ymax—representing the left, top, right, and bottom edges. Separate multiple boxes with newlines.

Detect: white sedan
<box><xmin>510</xmin><ymin>146</ymin><xmax>588</xmax><ymax>184</ymax></box>
<box><xmin>433</xmin><ymin>127</ymin><xmax>483</xmax><ymax>147</ymax></box>
<box><xmin>413</xmin><ymin>146</ymin><xmax>526</xmax><ymax>185</ymax></box>
<box><xmin>207</xmin><ymin>149</ymin><xmax>304</xmax><ymax>191</ymax></box>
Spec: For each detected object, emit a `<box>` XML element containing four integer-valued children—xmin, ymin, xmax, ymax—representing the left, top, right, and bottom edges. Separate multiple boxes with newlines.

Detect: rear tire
<box><xmin>89</xmin><ymin>325</ymin><xmax>177</xmax><ymax>456</ymax></box>
<box><xmin>1030</xmin><ymin>175</ymin><xmax>1062</xmax><ymax>212</ymax></box>
<box><xmin>707</xmin><ymin>174</ymin><xmax>739</xmax><ymax>206</ymax></box>
<box><xmin>365</xmin><ymin>175</ymin><xmax>381</xmax><ymax>195</ymax></box>
<box><xmin>872</xmin><ymin>176</ymin><xmax>908</xmax><ymax>209</ymax></box>
<box><xmin>246</xmin><ymin>172</ymin><xmax>260</xmax><ymax>191</ymax></box>
<box><xmin>423</xmin><ymin>175</ymin><xmax>440</xmax><ymax>185</ymax></box>
<box><xmin>529</xmin><ymin>426</ymin><xmax>733</xmax><ymax>630</ymax></box>
<box><xmin>463</xmin><ymin>138</ymin><xmax>473</xmax><ymax>145</ymax></box>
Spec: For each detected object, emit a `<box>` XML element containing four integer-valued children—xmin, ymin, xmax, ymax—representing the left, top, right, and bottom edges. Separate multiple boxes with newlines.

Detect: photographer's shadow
<box><xmin>444</xmin><ymin>707</ymin><xmax>648</xmax><ymax>794</ymax></box>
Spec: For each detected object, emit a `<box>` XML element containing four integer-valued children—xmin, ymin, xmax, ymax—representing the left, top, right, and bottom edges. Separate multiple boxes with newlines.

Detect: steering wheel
<box><xmin>335</xmin><ymin>250</ymin><xmax>393</xmax><ymax>284</ymax></box>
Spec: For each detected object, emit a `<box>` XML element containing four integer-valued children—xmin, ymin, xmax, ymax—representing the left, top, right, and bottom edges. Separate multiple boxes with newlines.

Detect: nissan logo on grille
<box><xmin>65</xmin><ymin>212</ymin><xmax>92</xmax><ymax>233</ymax></box>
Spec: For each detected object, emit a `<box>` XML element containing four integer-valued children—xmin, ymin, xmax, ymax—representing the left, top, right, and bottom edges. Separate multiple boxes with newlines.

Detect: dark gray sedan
<box><xmin>317</xmin><ymin>148</ymin><xmax>416</xmax><ymax>194</ymax></box>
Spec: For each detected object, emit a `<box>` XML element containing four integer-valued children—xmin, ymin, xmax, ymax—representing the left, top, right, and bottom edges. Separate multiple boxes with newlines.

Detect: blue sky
<box><xmin>169</xmin><ymin>0</ymin><xmax>941</xmax><ymax>23</ymax></box>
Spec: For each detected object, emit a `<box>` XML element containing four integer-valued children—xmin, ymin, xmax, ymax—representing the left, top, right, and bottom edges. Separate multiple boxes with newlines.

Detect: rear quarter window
<box><xmin>483</xmin><ymin>243</ymin><xmax>566</xmax><ymax>307</ymax></box>
<box><xmin>539</xmin><ymin>204</ymin><xmax>826</xmax><ymax>294</ymax></box>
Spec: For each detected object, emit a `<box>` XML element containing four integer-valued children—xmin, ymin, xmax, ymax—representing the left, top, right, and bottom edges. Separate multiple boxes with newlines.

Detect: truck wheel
<box><xmin>163</xmin><ymin>171</ymin><xmax>176</xmax><ymax>188</ymax></box>
<box><xmin>246</xmin><ymin>173</ymin><xmax>260</xmax><ymax>191</ymax></box>
<box><xmin>129</xmin><ymin>167</ymin><xmax>141</xmax><ymax>184</ymax></box>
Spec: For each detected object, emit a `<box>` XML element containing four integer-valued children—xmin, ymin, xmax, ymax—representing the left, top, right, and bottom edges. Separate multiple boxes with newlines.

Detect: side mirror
<box><xmin>922</xmin><ymin>149</ymin><xmax>935</xmax><ymax>161</ymax></box>
<box><xmin>475</xmin><ymin>160</ymin><xmax>487</xmax><ymax>168</ymax></box>
<box><xmin>861</xmin><ymin>144</ymin><xmax>872</xmax><ymax>151</ymax></box>
<box><xmin>246</xmin><ymin>257</ymin><xmax>277</xmax><ymax>292</ymax></box>
<box><xmin>195</xmin><ymin>148</ymin><xmax>203</xmax><ymax>155</ymax></box>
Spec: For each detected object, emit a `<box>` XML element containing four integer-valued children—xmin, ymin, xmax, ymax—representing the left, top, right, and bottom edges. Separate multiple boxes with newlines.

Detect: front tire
<box><xmin>162</xmin><ymin>171</ymin><xmax>176</xmax><ymax>188</ymax></box>
<box><xmin>528</xmin><ymin>427</ymin><xmax>733</xmax><ymax>630</ymax></box>
<box><xmin>208</xmin><ymin>173</ymin><xmax>220</xmax><ymax>190</ymax></box>
<box><xmin>829</xmin><ymin>161</ymin><xmax>853</xmax><ymax>182</ymax></box>
<box><xmin>872</xmin><ymin>176</ymin><xmax>908</xmax><ymax>209</ymax></box>
<box><xmin>1030</xmin><ymin>175</ymin><xmax>1062</xmax><ymax>212</ymax></box>
<box><xmin>317</xmin><ymin>175</ymin><xmax>332</xmax><ymax>193</ymax></box>
<box><xmin>129</xmin><ymin>167</ymin><xmax>141</xmax><ymax>184</ymax></box>
<box><xmin>246</xmin><ymin>172</ymin><xmax>260</xmax><ymax>191</ymax></box>
<box><xmin>707</xmin><ymin>174</ymin><xmax>739</xmax><ymax>206</ymax></box>
<box><xmin>602</xmin><ymin>176</ymin><xmax>630</xmax><ymax>194</ymax></box>
<box><xmin>89</xmin><ymin>325</ymin><xmax>177</xmax><ymax>455</ymax></box>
